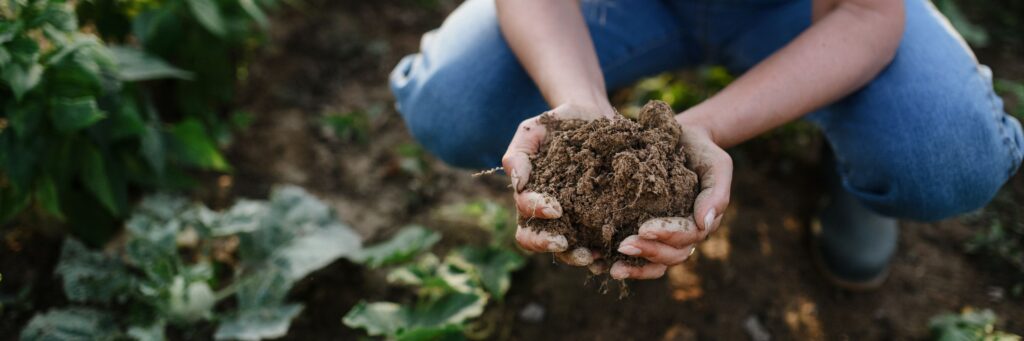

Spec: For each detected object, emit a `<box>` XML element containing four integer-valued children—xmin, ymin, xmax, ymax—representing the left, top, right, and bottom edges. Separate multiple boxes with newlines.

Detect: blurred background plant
<box><xmin>1</xmin><ymin>0</ymin><xmax>273</xmax><ymax>245</ymax></box>
<box><xmin>929</xmin><ymin>309</ymin><xmax>1021</xmax><ymax>341</ymax></box>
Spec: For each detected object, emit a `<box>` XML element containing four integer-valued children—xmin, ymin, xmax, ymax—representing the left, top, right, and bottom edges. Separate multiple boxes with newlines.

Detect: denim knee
<box><xmin>841</xmin><ymin>108</ymin><xmax>1023</xmax><ymax>222</ymax></box>
<box><xmin>390</xmin><ymin>50</ymin><xmax>546</xmax><ymax>169</ymax></box>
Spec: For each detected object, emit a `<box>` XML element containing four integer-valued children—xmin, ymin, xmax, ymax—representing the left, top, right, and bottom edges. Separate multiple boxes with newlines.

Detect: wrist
<box><xmin>674</xmin><ymin>110</ymin><xmax>722</xmax><ymax>147</ymax></box>
<box><xmin>548</xmin><ymin>86</ymin><xmax>614</xmax><ymax>118</ymax></box>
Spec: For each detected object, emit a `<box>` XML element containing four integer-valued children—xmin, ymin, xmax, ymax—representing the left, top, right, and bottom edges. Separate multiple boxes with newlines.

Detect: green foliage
<box><xmin>345</xmin><ymin>205</ymin><xmax>526</xmax><ymax>340</ymax></box>
<box><xmin>0</xmin><ymin>0</ymin><xmax>275</xmax><ymax>241</ymax></box>
<box><xmin>322</xmin><ymin>110</ymin><xmax>371</xmax><ymax>143</ymax></box>
<box><xmin>929</xmin><ymin>309</ymin><xmax>1021</xmax><ymax>341</ymax></box>
<box><xmin>22</xmin><ymin>185</ymin><xmax>362</xmax><ymax>341</ymax></box>
<box><xmin>21</xmin><ymin>308</ymin><xmax>121</xmax><ymax>341</ymax></box>
<box><xmin>995</xmin><ymin>79</ymin><xmax>1024</xmax><ymax>120</ymax></box>
<box><xmin>617</xmin><ymin>66</ymin><xmax>733</xmax><ymax>118</ymax></box>
<box><xmin>357</xmin><ymin>225</ymin><xmax>441</xmax><ymax>268</ymax></box>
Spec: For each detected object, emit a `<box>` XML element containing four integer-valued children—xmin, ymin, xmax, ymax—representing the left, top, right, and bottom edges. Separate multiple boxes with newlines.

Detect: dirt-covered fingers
<box><xmin>637</xmin><ymin>217</ymin><xmax>704</xmax><ymax>246</ymax></box>
<box><xmin>515</xmin><ymin>226</ymin><xmax>568</xmax><ymax>253</ymax></box>
<box><xmin>609</xmin><ymin>261</ymin><xmax>668</xmax><ymax>280</ymax></box>
<box><xmin>514</xmin><ymin>191</ymin><xmax>562</xmax><ymax>219</ymax></box>
<box><xmin>502</xmin><ymin>117</ymin><xmax>546</xmax><ymax>192</ymax></box>
<box><xmin>554</xmin><ymin>247</ymin><xmax>598</xmax><ymax>266</ymax></box>
<box><xmin>617</xmin><ymin>235</ymin><xmax>695</xmax><ymax>265</ymax></box>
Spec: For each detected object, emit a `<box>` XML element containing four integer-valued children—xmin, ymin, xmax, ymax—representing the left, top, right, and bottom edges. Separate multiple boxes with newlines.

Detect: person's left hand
<box><xmin>607</xmin><ymin>116</ymin><xmax>733</xmax><ymax>280</ymax></box>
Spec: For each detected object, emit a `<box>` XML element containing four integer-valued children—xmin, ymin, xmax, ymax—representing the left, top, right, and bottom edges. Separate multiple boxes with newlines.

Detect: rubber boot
<box><xmin>813</xmin><ymin>158</ymin><xmax>899</xmax><ymax>290</ymax></box>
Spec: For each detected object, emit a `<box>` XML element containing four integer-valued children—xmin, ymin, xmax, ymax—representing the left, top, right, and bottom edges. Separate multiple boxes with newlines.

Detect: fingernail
<box><xmin>610</xmin><ymin>266</ymin><xmax>629</xmax><ymax>279</ymax></box>
<box><xmin>640</xmin><ymin>231</ymin><xmax>657</xmax><ymax>240</ymax></box>
<box><xmin>618</xmin><ymin>245</ymin><xmax>641</xmax><ymax>256</ymax></box>
<box><xmin>542</xmin><ymin>207</ymin><xmax>560</xmax><ymax>218</ymax></box>
<box><xmin>547</xmin><ymin>235</ymin><xmax>568</xmax><ymax>252</ymax></box>
<box><xmin>703</xmin><ymin>208</ymin><xmax>716</xmax><ymax>231</ymax></box>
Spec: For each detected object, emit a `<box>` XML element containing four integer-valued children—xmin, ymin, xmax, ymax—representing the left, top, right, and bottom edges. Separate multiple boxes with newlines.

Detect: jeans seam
<box><xmin>975</xmin><ymin>67</ymin><xmax>1023</xmax><ymax>178</ymax></box>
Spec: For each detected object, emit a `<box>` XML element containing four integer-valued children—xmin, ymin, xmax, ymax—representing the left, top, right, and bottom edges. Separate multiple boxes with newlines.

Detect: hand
<box><xmin>502</xmin><ymin>102</ymin><xmax>615</xmax><ymax>270</ymax></box>
<box><xmin>609</xmin><ymin>115</ymin><xmax>733</xmax><ymax>280</ymax></box>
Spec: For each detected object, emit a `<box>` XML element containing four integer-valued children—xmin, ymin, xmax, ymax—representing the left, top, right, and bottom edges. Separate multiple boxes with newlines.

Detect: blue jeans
<box><xmin>389</xmin><ymin>0</ymin><xmax>1024</xmax><ymax>221</ymax></box>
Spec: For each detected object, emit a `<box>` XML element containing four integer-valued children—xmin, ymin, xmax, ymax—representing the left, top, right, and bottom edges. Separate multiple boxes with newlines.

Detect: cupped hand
<box><xmin>503</xmin><ymin>103</ymin><xmax>615</xmax><ymax>269</ymax></box>
<box><xmin>610</xmin><ymin>117</ymin><xmax>733</xmax><ymax>280</ymax></box>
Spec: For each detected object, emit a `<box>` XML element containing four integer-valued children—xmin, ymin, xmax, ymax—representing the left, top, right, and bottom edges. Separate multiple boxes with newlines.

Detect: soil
<box><xmin>3</xmin><ymin>0</ymin><xmax>1024</xmax><ymax>340</ymax></box>
<box><xmin>521</xmin><ymin>101</ymin><xmax>698</xmax><ymax>266</ymax></box>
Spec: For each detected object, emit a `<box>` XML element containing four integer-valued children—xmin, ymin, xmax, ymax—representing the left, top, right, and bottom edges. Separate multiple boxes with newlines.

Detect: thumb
<box><xmin>692</xmin><ymin>149</ymin><xmax>732</xmax><ymax>233</ymax></box>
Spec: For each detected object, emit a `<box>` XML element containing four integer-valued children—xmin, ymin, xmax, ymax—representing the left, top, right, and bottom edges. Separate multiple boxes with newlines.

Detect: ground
<box><xmin>3</xmin><ymin>0</ymin><xmax>1022</xmax><ymax>339</ymax></box>
<box><xmin>221</xmin><ymin>0</ymin><xmax>1024</xmax><ymax>339</ymax></box>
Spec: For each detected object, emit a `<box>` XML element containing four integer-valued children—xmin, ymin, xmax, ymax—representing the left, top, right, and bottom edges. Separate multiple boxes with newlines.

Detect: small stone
<box><xmin>519</xmin><ymin>302</ymin><xmax>545</xmax><ymax>323</ymax></box>
<box><xmin>743</xmin><ymin>315</ymin><xmax>771</xmax><ymax>341</ymax></box>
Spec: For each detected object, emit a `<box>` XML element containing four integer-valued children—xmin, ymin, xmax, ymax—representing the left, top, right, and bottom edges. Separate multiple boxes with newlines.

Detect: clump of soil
<box><xmin>520</xmin><ymin>100</ymin><xmax>699</xmax><ymax>267</ymax></box>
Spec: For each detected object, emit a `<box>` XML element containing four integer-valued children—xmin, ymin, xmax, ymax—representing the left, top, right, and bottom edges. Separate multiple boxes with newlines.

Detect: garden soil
<box><xmin>520</xmin><ymin>101</ymin><xmax>698</xmax><ymax>266</ymax></box>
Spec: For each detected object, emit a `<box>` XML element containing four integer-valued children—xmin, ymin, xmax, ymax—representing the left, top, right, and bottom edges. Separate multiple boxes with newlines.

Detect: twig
<box><xmin>472</xmin><ymin>166</ymin><xmax>503</xmax><ymax>177</ymax></box>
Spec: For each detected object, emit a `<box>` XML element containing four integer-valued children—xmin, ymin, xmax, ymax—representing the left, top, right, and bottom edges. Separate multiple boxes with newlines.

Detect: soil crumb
<box><xmin>520</xmin><ymin>100</ymin><xmax>699</xmax><ymax>267</ymax></box>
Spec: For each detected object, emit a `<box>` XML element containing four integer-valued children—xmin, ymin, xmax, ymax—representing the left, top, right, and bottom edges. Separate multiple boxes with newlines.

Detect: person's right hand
<box><xmin>502</xmin><ymin>103</ymin><xmax>615</xmax><ymax>271</ymax></box>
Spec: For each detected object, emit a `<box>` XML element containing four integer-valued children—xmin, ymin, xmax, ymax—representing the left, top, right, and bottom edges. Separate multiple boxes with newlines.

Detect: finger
<box><xmin>554</xmin><ymin>247</ymin><xmax>595</xmax><ymax>266</ymax></box>
<box><xmin>514</xmin><ymin>191</ymin><xmax>562</xmax><ymax>219</ymax></box>
<box><xmin>502</xmin><ymin>118</ymin><xmax>545</xmax><ymax>192</ymax></box>
<box><xmin>692</xmin><ymin>149</ymin><xmax>732</xmax><ymax>233</ymax></box>
<box><xmin>618</xmin><ymin>235</ymin><xmax>695</xmax><ymax>265</ymax></box>
<box><xmin>515</xmin><ymin>226</ymin><xmax>568</xmax><ymax>252</ymax></box>
<box><xmin>609</xmin><ymin>261</ymin><xmax>668</xmax><ymax>280</ymax></box>
<box><xmin>637</xmin><ymin>217</ymin><xmax>701</xmax><ymax>247</ymax></box>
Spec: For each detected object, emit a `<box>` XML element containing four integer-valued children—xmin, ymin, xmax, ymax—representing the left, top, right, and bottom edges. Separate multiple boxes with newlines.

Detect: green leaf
<box><xmin>2</xmin><ymin>62</ymin><xmax>43</xmax><ymax>100</ymax></box>
<box><xmin>108</xmin><ymin>46</ymin><xmax>193</xmax><ymax>81</ymax></box>
<box><xmin>20</xmin><ymin>308</ymin><xmax>120</xmax><ymax>341</ymax></box>
<box><xmin>929</xmin><ymin>309</ymin><xmax>1022</xmax><ymax>341</ymax></box>
<box><xmin>80</xmin><ymin>143</ymin><xmax>119</xmax><ymax>215</ymax></box>
<box><xmin>450</xmin><ymin>247</ymin><xmax>524</xmax><ymax>299</ymax></box>
<box><xmin>49</xmin><ymin>97</ymin><xmax>106</xmax><ymax>132</ymax></box>
<box><xmin>397</xmin><ymin>325</ymin><xmax>465</xmax><ymax>341</ymax></box>
<box><xmin>210</xmin><ymin>199</ymin><xmax>269</xmax><ymax>236</ymax></box>
<box><xmin>238</xmin><ymin>0</ymin><xmax>269</xmax><ymax>29</ymax></box>
<box><xmin>343</xmin><ymin>292</ymin><xmax>486</xmax><ymax>338</ymax></box>
<box><xmin>213</xmin><ymin>304</ymin><xmax>304</xmax><ymax>341</ymax></box>
<box><xmin>343</xmin><ymin>302</ymin><xmax>408</xmax><ymax>336</ymax></box>
<box><xmin>185</xmin><ymin>0</ymin><xmax>226</xmax><ymax>37</ymax></box>
<box><xmin>35</xmin><ymin>176</ymin><xmax>62</xmax><ymax>219</ymax></box>
<box><xmin>0</xmin><ymin>187</ymin><xmax>31</xmax><ymax>223</ymax></box>
<box><xmin>0</xmin><ymin>21</ymin><xmax>23</xmax><ymax>44</ymax></box>
<box><xmin>357</xmin><ymin>226</ymin><xmax>441</xmax><ymax>268</ymax></box>
<box><xmin>55</xmin><ymin>239</ymin><xmax>132</xmax><ymax>303</ymax></box>
<box><xmin>270</xmin><ymin>223</ymin><xmax>362</xmax><ymax>281</ymax></box>
<box><xmin>126</xmin><ymin>320</ymin><xmax>166</xmax><ymax>341</ymax></box>
<box><xmin>140</xmin><ymin>122</ymin><xmax>166</xmax><ymax>178</ymax></box>
<box><xmin>166</xmin><ymin>276</ymin><xmax>216</xmax><ymax>322</ymax></box>
<box><xmin>168</xmin><ymin>118</ymin><xmax>230</xmax><ymax>171</ymax></box>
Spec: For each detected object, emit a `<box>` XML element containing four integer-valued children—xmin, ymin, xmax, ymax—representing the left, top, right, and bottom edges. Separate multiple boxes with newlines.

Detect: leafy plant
<box><xmin>344</xmin><ymin>201</ymin><xmax>526</xmax><ymax>340</ymax></box>
<box><xmin>929</xmin><ymin>309</ymin><xmax>1021</xmax><ymax>341</ymax></box>
<box><xmin>20</xmin><ymin>185</ymin><xmax>362</xmax><ymax>341</ymax></box>
<box><xmin>1</xmin><ymin>0</ymin><xmax>275</xmax><ymax>243</ymax></box>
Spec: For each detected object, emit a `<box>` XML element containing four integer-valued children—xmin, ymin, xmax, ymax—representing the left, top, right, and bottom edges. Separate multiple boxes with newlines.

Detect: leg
<box><xmin>811</xmin><ymin>0</ymin><xmax>1024</xmax><ymax>221</ymax></box>
<box><xmin>389</xmin><ymin>0</ymin><xmax>699</xmax><ymax>169</ymax></box>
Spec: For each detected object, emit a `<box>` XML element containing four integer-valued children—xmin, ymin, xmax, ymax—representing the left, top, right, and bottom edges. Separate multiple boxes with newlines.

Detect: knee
<box><xmin>870</xmin><ymin>164</ymin><xmax>1007</xmax><ymax>222</ymax></box>
<box><xmin>844</xmin><ymin>115</ymin><xmax>1021</xmax><ymax>222</ymax></box>
<box><xmin>390</xmin><ymin>53</ymin><xmax>525</xmax><ymax>169</ymax></box>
